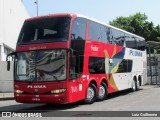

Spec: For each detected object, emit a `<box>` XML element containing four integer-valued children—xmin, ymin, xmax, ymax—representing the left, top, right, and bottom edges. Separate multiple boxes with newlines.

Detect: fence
<box><xmin>147</xmin><ymin>55</ymin><xmax>160</xmax><ymax>85</ymax></box>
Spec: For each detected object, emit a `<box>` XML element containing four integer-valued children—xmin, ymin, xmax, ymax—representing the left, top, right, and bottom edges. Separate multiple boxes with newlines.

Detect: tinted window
<box><xmin>89</xmin><ymin>21</ymin><xmax>109</xmax><ymax>43</ymax></box>
<box><xmin>71</xmin><ymin>18</ymin><xmax>86</xmax><ymax>40</ymax></box>
<box><xmin>89</xmin><ymin>22</ymin><xmax>101</xmax><ymax>41</ymax></box>
<box><xmin>101</xmin><ymin>26</ymin><xmax>109</xmax><ymax>43</ymax></box>
<box><xmin>18</xmin><ymin>17</ymin><xmax>71</xmax><ymax>45</ymax></box>
<box><xmin>70</xmin><ymin>18</ymin><xmax>86</xmax><ymax>80</ymax></box>
<box><xmin>127</xmin><ymin>60</ymin><xmax>133</xmax><ymax>72</ymax></box>
<box><xmin>112</xmin><ymin>29</ymin><xmax>125</xmax><ymax>46</ymax></box>
<box><xmin>125</xmin><ymin>34</ymin><xmax>137</xmax><ymax>49</ymax></box>
<box><xmin>89</xmin><ymin>57</ymin><xmax>105</xmax><ymax>74</ymax></box>
<box><xmin>116</xmin><ymin>59</ymin><xmax>133</xmax><ymax>73</ymax></box>
<box><xmin>70</xmin><ymin>55</ymin><xmax>84</xmax><ymax>80</ymax></box>
<box><xmin>136</xmin><ymin>38</ymin><xmax>146</xmax><ymax>51</ymax></box>
<box><xmin>107</xmin><ymin>28</ymin><xmax>112</xmax><ymax>43</ymax></box>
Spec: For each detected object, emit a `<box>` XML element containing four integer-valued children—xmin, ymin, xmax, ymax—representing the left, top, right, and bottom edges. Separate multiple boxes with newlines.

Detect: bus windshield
<box><xmin>15</xmin><ymin>50</ymin><xmax>67</xmax><ymax>82</ymax></box>
<box><xmin>17</xmin><ymin>17</ymin><xmax>71</xmax><ymax>45</ymax></box>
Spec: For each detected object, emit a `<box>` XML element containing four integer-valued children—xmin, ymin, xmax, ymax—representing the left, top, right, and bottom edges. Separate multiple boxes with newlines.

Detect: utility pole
<box><xmin>34</xmin><ymin>0</ymin><xmax>38</xmax><ymax>16</ymax></box>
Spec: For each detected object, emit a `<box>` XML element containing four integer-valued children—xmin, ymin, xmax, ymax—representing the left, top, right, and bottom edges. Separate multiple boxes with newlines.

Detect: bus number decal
<box><xmin>71</xmin><ymin>86</ymin><xmax>78</xmax><ymax>93</ymax></box>
<box><xmin>71</xmin><ymin>84</ymin><xmax>82</xmax><ymax>93</ymax></box>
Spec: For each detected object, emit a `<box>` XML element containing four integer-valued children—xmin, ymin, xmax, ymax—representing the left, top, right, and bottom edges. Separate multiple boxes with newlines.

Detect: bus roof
<box><xmin>26</xmin><ymin>13</ymin><xmax>73</xmax><ymax>21</ymax></box>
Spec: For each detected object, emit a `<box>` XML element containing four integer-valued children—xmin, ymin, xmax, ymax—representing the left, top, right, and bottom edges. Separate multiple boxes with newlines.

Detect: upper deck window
<box><xmin>71</xmin><ymin>18</ymin><xmax>86</xmax><ymax>40</ymax></box>
<box><xmin>17</xmin><ymin>17</ymin><xmax>71</xmax><ymax>45</ymax></box>
<box><xmin>89</xmin><ymin>21</ymin><xmax>109</xmax><ymax>43</ymax></box>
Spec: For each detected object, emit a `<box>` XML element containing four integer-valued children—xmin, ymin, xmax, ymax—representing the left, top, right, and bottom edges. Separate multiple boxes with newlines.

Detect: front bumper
<box><xmin>14</xmin><ymin>93</ymin><xmax>68</xmax><ymax>104</ymax></box>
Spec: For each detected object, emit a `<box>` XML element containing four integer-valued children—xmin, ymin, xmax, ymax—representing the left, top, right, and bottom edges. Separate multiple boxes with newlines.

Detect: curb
<box><xmin>0</xmin><ymin>97</ymin><xmax>14</xmax><ymax>101</ymax></box>
<box><xmin>0</xmin><ymin>93</ymin><xmax>14</xmax><ymax>101</ymax></box>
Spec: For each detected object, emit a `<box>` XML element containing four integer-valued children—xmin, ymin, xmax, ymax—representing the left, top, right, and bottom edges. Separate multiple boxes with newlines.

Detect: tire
<box><xmin>97</xmin><ymin>82</ymin><xmax>108</xmax><ymax>101</ymax></box>
<box><xmin>131</xmin><ymin>79</ymin><xmax>137</xmax><ymax>92</ymax></box>
<box><xmin>136</xmin><ymin>80</ymin><xmax>140</xmax><ymax>90</ymax></box>
<box><xmin>84</xmin><ymin>83</ymin><xmax>97</xmax><ymax>104</ymax></box>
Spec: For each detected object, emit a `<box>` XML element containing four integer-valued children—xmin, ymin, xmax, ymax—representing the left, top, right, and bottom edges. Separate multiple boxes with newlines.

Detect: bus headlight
<box><xmin>15</xmin><ymin>89</ymin><xmax>23</xmax><ymax>94</ymax></box>
<box><xmin>50</xmin><ymin>89</ymin><xmax>66</xmax><ymax>94</ymax></box>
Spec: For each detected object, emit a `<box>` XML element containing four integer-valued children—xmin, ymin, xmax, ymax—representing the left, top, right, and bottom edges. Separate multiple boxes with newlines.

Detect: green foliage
<box><xmin>109</xmin><ymin>13</ymin><xmax>160</xmax><ymax>42</ymax></box>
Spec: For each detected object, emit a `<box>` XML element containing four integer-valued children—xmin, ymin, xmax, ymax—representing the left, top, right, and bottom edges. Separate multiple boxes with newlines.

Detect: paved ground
<box><xmin>0</xmin><ymin>85</ymin><xmax>160</xmax><ymax>118</ymax></box>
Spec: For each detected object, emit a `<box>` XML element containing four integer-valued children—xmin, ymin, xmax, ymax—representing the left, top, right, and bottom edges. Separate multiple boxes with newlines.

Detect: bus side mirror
<box><xmin>6</xmin><ymin>52</ymin><xmax>16</xmax><ymax>71</ymax></box>
<box><xmin>7</xmin><ymin>61</ymin><xmax>10</xmax><ymax>71</ymax></box>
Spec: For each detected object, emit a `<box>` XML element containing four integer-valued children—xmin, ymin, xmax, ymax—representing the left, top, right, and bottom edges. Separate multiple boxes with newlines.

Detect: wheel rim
<box><xmin>87</xmin><ymin>87</ymin><xmax>94</xmax><ymax>100</ymax></box>
<box><xmin>99</xmin><ymin>85</ymin><xmax>105</xmax><ymax>98</ymax></box>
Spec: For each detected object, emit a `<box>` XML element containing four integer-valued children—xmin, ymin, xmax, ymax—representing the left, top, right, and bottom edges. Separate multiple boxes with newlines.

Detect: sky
<box><xmin>22</xmin><ymin>0</ymin><xmax>160</xmax><ymax>26</ymax></box>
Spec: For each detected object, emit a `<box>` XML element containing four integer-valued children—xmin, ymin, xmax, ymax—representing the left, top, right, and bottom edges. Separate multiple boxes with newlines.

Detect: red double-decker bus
<box><xmin>7</xmin><ymin>13</ymin><xmax>146</xmax><ymax>104</ymax></box>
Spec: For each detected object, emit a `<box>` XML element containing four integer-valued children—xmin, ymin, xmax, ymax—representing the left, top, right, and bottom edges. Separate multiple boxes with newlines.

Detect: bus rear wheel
<box><xmin>97</xmin><ymin>82</ymin><xmax>108</xmax><ymax>101</ymax></box>
<box><xmin>136</xmin><ymin>80</ymin><xmax>140</xmax><ymax>90</ymax></box>
<box><xmin>131</xmin><ymin>79</ymin><xmax>137</xmax><ymax>92</ymax></box>
<box><xmin>84</xmin><ymin>83</ymin><xmax>97</xmax><ymax>104</ymax></box>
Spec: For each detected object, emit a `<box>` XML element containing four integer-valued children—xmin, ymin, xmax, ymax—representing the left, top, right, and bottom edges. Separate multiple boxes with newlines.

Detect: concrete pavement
<box><xmin>0</xmin><ymin>85</ymin><xmax>159</xmax><ymax>101</ymax></box>
<box><xmin>0</xmin><ymin>85</ymin><xmax>160</xmax><ymax>117</ymax></box>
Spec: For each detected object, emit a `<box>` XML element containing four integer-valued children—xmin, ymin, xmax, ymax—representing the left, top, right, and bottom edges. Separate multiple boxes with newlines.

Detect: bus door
<box><xmin>68</xmin><ymin>56</ymin><xmax>85</xmax><ymax>102</ymax></box>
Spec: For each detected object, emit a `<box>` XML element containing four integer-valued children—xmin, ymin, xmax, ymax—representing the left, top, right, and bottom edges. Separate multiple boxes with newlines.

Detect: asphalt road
<box><xmin>0</xmin><ymin>85</ymin><xmax>160</xmax><ymax>117</ymax></box>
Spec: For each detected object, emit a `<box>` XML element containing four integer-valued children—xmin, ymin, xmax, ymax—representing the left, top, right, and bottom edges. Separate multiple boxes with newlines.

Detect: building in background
<box><xmin>0</xmin><ymin>0</ymin><xmax>29</xmax><ymax>61</ymax></box>
<box><xmin>0</xmin><ymin>0</ymin><xmax>29</xmax><ymax>92</ymax></box>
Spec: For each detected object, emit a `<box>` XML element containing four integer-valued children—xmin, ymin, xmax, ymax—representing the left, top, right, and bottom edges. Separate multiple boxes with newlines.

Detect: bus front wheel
<box><xmin>84</xmin><ymin>83</ymin><xmax>97</xmax><ymax>104</ymax></box>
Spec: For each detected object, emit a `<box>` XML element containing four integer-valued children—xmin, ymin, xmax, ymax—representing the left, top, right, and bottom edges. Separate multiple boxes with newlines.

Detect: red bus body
<box><xmin>12</xmin><ymin>13</ymin><xmax>146</xmax><ymax>104</ymax></box>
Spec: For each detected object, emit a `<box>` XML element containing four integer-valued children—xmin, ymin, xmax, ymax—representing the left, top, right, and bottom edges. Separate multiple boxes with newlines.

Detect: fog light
<box><xmin>51</xmin><ymin>89</ymin><xmax>66</xmax><ymax>94</ymax></box>
<box><xmin>15</xmin><ymin>89</ymin><xmax>23</xmax><ymax>94</ymax></box>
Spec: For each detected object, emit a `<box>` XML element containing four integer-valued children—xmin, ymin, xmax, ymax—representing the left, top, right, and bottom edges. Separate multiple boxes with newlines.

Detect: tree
<box><xmin>109</xmin><ymin>13</ymin><xmax>160</xmax><ymax>42</ymax></box>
